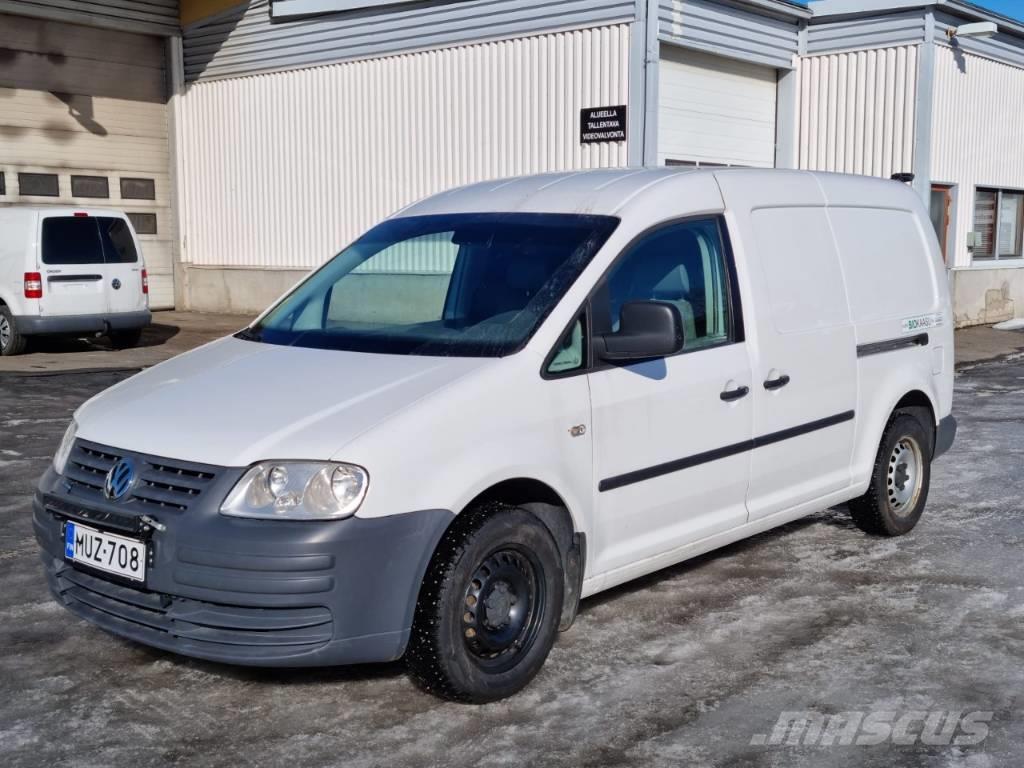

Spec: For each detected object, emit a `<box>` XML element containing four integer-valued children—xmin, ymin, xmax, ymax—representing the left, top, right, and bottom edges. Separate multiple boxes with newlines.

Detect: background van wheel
<box><xmin>0</xmin><ymin>307</ymin><xmax>27</xmax><ymax>356</ymax></box>
<box><xmin>849</xmin><ymin>411</ymin><xmax>933</xmax><ymax>536</ymax></box>
<box><xmin>407</xmin><ymin>504</ymin><xmax>564</xmax><ymax>703</ymax></box>
<box><xmin>108</xmin><ymin>328</ymin><xmax>143</xmax><ymax>350</ymax></box>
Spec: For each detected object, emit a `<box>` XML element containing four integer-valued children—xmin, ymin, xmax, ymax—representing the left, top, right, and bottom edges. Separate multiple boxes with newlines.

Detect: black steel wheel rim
<box><xmin>461</xmin><ymin>546</ymin><xmax>545</xmax><ymax>673</ymax></box>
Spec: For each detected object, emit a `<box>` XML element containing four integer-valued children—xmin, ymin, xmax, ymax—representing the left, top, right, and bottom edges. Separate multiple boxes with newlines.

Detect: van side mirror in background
<box><xmin>596</xmin><ymin>301</ymin><xmax>684</xmax><ymax>363</ymax></box>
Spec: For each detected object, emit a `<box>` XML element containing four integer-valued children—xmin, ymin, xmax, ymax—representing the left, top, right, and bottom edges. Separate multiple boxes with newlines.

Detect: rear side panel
<box><xmin>814</xmin><ymin>174</ymin><xmax>952</xmax><ymax>488</ymax></box>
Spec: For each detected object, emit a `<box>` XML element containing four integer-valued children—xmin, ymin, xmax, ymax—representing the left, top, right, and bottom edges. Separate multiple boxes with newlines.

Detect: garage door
<box><xmin>0</xmin><ymin>13</ymin><xmax>175</xmax><ymax>309</ymax></box>
<box><xmin>658</xmin><ymin>46</ymin><xmax>778</xmax><ymax>168</ymax></box>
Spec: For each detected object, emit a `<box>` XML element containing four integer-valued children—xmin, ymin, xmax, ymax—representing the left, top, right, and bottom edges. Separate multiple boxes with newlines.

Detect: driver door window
<box><xmin>596</xmin><ymin>218</ymin><xmax>735</xmax><ymax>351</ymax></box>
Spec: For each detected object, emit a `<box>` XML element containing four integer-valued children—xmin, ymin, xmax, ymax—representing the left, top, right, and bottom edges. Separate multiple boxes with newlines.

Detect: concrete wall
<box><xmin>180</xmin><ymin>265</ymin><xmax>308</xmax><ymax>314</ymax></box>
<box><xmin>950</xmin><ymin>268</ymin><xmax>1024</xmax><ymax>328</ymax></box>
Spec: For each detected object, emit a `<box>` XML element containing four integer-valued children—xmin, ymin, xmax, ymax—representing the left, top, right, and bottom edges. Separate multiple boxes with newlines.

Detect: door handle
<box><xmin>720</xmin><ymin>385</ymin><xmax>750</xmax><ymax>402</ymax></box>
<box><xmin>763</xmin><ymin>374</ymin><xmax>791</xmax><ymax>391</ymax></box>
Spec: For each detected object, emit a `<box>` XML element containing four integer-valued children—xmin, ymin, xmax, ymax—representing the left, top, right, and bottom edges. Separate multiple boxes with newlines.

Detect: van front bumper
<box><xmin>33</xmin><ymin>460</ymin><xmax>453</xmax><ymax>668</ymax></box>
<box><xmin>16</xmin><ymin>310</ymin><xmax>152</xmax><ymax>336</ymax></box>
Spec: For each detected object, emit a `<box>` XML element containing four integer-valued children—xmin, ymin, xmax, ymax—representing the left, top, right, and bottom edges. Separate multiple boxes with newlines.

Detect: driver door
<box><xmin>587</xmin><ymin>218</ymin><xmax>753</xmax><ymax>580</ymax></box>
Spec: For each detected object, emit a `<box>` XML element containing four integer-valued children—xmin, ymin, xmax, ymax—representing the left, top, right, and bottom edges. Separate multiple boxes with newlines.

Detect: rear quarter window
<box><xmin>826</xmin><ymin>208</ymin><xmax>935</xmax><ymax>323</ymax></box>
<box><xmin>41</xmin><ymin>216</ymin><xmax>138</xmax><ymax>265</ymax></box>
<box><xmin>42</xmin><ymin>218</ymin><xmax>104</xmax><ymax>265</ymax></box>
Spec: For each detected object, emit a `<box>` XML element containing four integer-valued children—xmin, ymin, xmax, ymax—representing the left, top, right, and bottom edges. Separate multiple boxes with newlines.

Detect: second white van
<box><xmin>0</xmin><ymin>207</ymin><xmax>151</xmax><ymax>356</ymax></box>
<box><xmin>34</xmin><ymin>169</ymin><xmax>954</xmax><ymax>703</ymax></box>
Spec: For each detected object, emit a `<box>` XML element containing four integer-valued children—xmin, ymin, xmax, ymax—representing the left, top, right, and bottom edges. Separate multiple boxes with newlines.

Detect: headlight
<box><xmin>53</xmin><ymin>420</ymin><xmax>77</xmax><ymax>475</ymax></box>
<box><xmin>220</xmin><ymin>462</ymin><xmax>368</xmax><ymax>520</ymax></box>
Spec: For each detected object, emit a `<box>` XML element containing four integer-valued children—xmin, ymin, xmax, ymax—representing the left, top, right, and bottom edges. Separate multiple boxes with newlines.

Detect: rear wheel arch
<box><xmin>890</xmin><ymin>389</ymin><xmax>937</xmax><ymax>453</ymax></box>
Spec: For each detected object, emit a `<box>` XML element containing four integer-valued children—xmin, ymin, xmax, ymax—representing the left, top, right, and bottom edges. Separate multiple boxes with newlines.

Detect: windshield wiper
<box><xmin>234</xmin><ymin>327</ymin><xmax>263</xmax><ymax>342</ymax></box>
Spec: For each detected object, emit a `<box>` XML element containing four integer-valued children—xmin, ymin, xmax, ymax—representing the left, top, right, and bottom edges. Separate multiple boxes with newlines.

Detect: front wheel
<box><xmin>849</xmin><ymin>411</ymin><xmax>932</xmax><ymax>536</ymax></box>
<box><xmin>407</xmin><ymin>504</ymin><xmax>564</xmax><ymax>703</ymax></box>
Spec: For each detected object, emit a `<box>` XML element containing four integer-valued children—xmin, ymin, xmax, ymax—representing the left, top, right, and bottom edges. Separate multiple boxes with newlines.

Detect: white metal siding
<box><xmin>184</xmin><ymin>0</ymin><xmax>635</xmax><ymax>82</ymax></box>
<box><xmin>932</xmin><ymin>45</ymin><xmax>1024</xmax><ymax>268</ymax></box>
<box><xmin>805</xmin><ymin>11</ymin><xmax>926</xmax><ymax>55</ymax></box>
<box><xmin>658</xmin><ymin>0</ymin><xmax>801</xmax><ymax>70</ymax></box>
<box><xmin>658</xmin><ymin>47</ymin><xmax>778</xmax><ymax>167</ymax></box>
<box><xmin>177</xmin><ymin>24</ymin><xmax>631</xmax><ymax>270</ymax></box>
<box><xmin>796</xmin><ymin>46</ymin><xmax>918</xmax><ymax>179</ymax></box>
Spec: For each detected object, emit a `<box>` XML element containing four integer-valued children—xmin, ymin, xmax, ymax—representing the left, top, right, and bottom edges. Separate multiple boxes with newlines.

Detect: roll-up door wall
<box><xmin>658</xmin><ymin>47</ymin><xmax>778</xmax><ymax>168</ymax></box>
<box><xmin>0</xmin><ymin>13</ymin><xmax>175</xmax><ymax>309</ymax></box>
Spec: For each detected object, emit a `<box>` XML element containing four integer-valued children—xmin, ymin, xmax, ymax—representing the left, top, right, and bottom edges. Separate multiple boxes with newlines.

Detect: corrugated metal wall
<box><xmin>183</xmin><ymin>0</ymin><xmax>636</xmax><ymax>82</ymax></box>
<box><xmin>0</xmin><ymin>0</ymin><xmax>179</xmax><ymax>35</ymax></box>
<box><xmin>932</xmin><ymin>45</ymin><xmax>1024</xmax><ymax>268</ymax></box>
<box><xmin>805</xmin><ymin>11</ymin><xmax>926</xmax><ymax>55</ymax></box>
<box><xmin>796</xmin><ymin>46</ymin><xmax>918</xmax><ymax>179</ymax></box>
<box><xmin>178</xmin><ymin>24</ymin><xmax>631</xmax><ymax>269</ymax></box>
<box><xmin>657</xmin><ymin>0</ymin><xmax>800</xmax><ymax>70</ymax></box>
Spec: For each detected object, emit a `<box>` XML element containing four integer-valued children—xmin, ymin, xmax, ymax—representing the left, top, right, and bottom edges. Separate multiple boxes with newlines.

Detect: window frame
<box><xmin>972</xmin><ymin>186</ymin><xmax>1024</xmax><ymax>263</ymax></box>
<box><xmin>540</xmin><ymin>214</ymin><xmax>745</xmax><ymax>380</ymax></box>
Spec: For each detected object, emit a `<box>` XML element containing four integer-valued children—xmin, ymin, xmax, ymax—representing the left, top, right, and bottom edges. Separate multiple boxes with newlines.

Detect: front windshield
<box><xmin>243</xmin><ymin>213</ymin><xmax>619</xmax><ymax>357</ymax></box>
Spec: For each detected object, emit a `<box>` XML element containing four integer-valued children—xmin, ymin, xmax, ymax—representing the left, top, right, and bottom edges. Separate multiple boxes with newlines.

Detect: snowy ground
<box><xmin>0</xmin><ymin>358</ymin><xmax>1021</xmax><ymax>768</ymax></box>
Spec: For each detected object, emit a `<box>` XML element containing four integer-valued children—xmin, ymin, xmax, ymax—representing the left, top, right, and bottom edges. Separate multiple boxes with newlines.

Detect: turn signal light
<box><xmin>141</xmin><ymin>269</ymin><xmax>149</xmax><ymax>295</ymax></box>
<box><xmin>24</xmin><ymin>272</ymin><xmax>43</xmax><ymax>299</ymax></box>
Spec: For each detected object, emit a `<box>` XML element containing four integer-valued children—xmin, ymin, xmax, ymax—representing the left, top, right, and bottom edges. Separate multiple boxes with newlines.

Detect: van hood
<box><xmin>75</xmin><ymin>336</ymin><xmax>494</xmax><ymax>467</ymax></box>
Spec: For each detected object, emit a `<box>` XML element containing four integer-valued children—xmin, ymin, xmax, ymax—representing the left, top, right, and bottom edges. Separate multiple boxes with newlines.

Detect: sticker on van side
<box><xmin>902</xmin><ymin>313</ymin><xmax>943</xmax><ymax>334</ymax></box>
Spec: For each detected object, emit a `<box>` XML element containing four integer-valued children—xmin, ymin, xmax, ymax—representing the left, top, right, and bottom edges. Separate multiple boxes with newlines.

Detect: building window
<box><xmin>127</xmin><ymin>212</ymin><xmax>158</xmax><ymax>235</ymax></box>
<box><xmin>19</xmin><ymin>173</ymin><xmax>59</xmax><ymax>197</ymax></box>
<box><xmin>973</xmin><ymin>187</ymin><xmax>1024</xmax><ymax>261</ymax></box>
<box><xmin>71</xmin><ymin>175</ymin><xmax>110</xmax><ymax>198</ymax></box>
<box><xmin>120</xmin><ymin>177</ymin><xmax>156</xmax><ymax>200</ymax></box>
<box><xmin>0</xmin><ymin>172</ymin><xmax>5</xmax><ymax>195</ymax></box>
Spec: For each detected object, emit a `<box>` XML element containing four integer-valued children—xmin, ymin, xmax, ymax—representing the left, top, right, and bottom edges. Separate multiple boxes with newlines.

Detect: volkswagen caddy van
<box><xmin>34</xmin><ymin>169</ymin><xmax>955</xmax><ymax>702</ymax></box>
<box><xmin>0</xmin><ymin>207</ymin><xmax>151</xmax><ymax>355</ymax></box>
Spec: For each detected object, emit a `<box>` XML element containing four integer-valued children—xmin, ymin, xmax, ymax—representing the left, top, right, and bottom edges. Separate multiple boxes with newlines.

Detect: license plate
<box><xmin>64</xmin><ymin>521</ymin><xmax>146</xmax><ymax>582</ymax></box>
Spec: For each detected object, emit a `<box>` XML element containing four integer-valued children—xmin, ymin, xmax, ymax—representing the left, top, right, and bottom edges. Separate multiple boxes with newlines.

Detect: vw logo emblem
<box><xmin>111</xmin><ymin>278</ymin><xmax>122</xmax><ymax>290</ymax></box>
<box><xmin>104</xmin><ymin>457</ymin><xmax>136</xmax><ymax>501</ymax></box>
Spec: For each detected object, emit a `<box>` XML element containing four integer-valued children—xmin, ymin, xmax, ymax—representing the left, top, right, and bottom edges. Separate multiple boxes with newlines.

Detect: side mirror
<box><xmin>596</xmin><ymin>301</ymin><xmax>684</xmax><ymax>363</ymax></box>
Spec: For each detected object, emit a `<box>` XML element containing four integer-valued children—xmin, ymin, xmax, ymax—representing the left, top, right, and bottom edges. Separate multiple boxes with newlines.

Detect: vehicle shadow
<box><xmin>27</xmin><ymin>323</ymin><xmax>180</xmax><ymax>354</ymax></box>
<box><xmin>577</xmin><ymin>507</ymin><xmax>850</xmax><ymax>613</ymax></box>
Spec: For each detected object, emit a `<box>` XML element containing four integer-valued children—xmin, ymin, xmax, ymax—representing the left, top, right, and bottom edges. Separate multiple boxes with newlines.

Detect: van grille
<box><xmin>64</xmin><ymin>440</ymin><xmax>219</xmax><ymax>513</ymax></box>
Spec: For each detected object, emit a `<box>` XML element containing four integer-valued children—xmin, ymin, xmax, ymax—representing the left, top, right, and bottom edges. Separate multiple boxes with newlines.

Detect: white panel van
<box><xmin>34</xmin><ymin>169</ymin><xmax>955</xmax><ymax>703</ymax></box>
<box><xmin>0</xmin><ymin>207</ymin><xmax>151</xmax><ymax>355</ymax></box>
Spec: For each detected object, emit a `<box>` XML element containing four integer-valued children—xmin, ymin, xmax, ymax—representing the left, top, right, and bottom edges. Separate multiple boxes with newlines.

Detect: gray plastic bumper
<box><xmin>15</xmin><ymin>310</ymin><xmax>151</xmax><ymax>336</ymax></box>
<box><xmin>934</xmin><ymin>414</ymin><xmax>957</xmax><ymax>459</ymax></box>
<box><xmin>33</xmin><ymin>462</ymin><xmax>453</xmax><ymax>667</ymax></box>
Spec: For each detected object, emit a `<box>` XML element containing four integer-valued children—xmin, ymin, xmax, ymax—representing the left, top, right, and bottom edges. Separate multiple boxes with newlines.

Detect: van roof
<box><xmin>0</xmin><ymin>206</ymin><xmax>130</xmax><ymax>217</ymax></box>
<box><xmin>398</xmin><ymin>167</ymin><xmax>922</xmax><ymax>219</ymax></box>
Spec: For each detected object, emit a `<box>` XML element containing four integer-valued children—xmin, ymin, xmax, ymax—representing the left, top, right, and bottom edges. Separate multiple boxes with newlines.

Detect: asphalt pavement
<box><xmin>0</xmin><ymin>340</ymin><xmax>1022</xmax><ymax>767</ymax></box>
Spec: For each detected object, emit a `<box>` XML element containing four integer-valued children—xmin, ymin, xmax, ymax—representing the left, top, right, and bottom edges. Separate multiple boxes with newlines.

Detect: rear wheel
<box><xmin>849</xmin><ymin>411</ymin><xmax>932</xmax><ymax>536</ymax></box>
<box><xmin>407</xmin><ymin>504</ymin><xmax>564</xmax><ymax>703</ymax></box>
<box><xmin>0</xmin><ymin>307</ymin><xmax>27</xmax><ymax>356</ymax></box>
<box><xmin>108</xmin><ymin>328</ymin><xmax>143</xmax><ymax>350</ymax></box>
